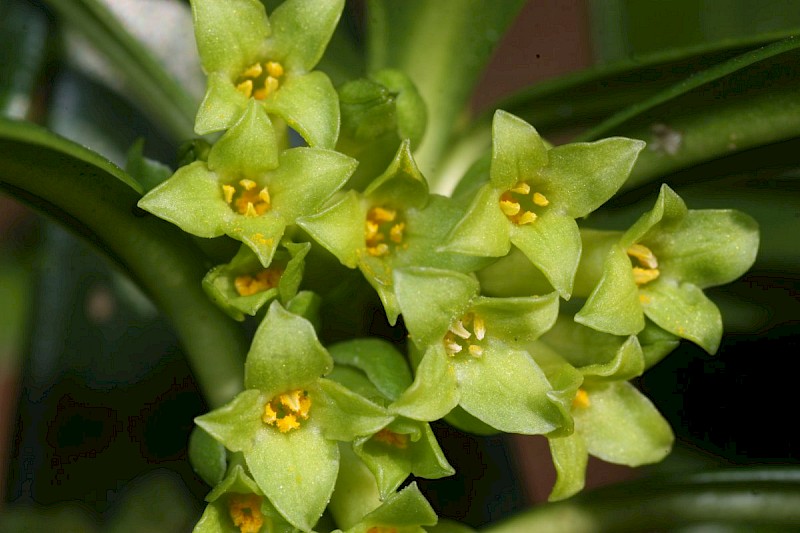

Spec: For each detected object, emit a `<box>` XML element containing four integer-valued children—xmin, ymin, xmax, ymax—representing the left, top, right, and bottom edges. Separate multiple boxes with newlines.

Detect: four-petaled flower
<box><xmin>443</xmin><ymin>110</ymin><xmax>644</xmax><ymax>299</ymax></box>
<box><xmin>575</xmin><ymin>184</ymin><xmax>759</xmax><ymax>353</ymax></box>
<box><xmin>190</xmin><ymin>0</ymin><xmax>343</xmax><ymax>147</ymax></box>
<box><xmin>138</xmin><ymin>102</ymin><xmax>356</xmax><ymax>268</ymax></box>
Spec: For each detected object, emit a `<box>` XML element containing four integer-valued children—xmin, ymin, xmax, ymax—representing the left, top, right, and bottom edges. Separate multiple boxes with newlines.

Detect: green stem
<box><xmin>483</xmin><ymin>468</ymin><xmax>800</xmax><ymax>533</ymax></box>
<box><xmin>0</xmin><ymin>118</ymin><xmax>245</xmax><ymax>407</ymax></box>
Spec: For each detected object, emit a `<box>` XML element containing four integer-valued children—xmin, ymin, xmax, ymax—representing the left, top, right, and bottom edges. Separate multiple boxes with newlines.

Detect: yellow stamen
<box><xmin>228</xmin><ymin>494</ymin><xmax>264</xmax><ymax>533</ymax></box>
<box><xmin>532</xmin><ymin>192</ymin><xmax>550</xmax><ymax>206</ymax></box>
<box><xmin>240</xmin><ymin>179</ymin><xmax>257</xmax><ymax>191</ymax></box>
<box><xmin>632</xmin><ymin>267</ymin><xmax>660</xmax><ymax>285</ymax></box>
<box><xmin>242</xmin><ymin>63</ymin><xmax>263</xmax><ymax>78</ymax></box>
<box><xmin>234</xmin><ymin>268</ymin><xmax>282</xmax><ymax>297</ymax></box>
<box><xmin>262</xmin><ymin>390</ymin><xmax>311</xmax><ymax>432</ymax></box>
<box><xmin>389</xmin><ymin>222</ymin><xmax>405</xmax><ymax>243</ymax></box>
<box><xmin>468</xmin><ymin>344</ymin><xmax>484</xmax><ymax>357</ymax></box>
<box><xmin>473</xmin><ymin>315</ymin><xmax>486</xmax><ymax>341</ymax></box>
<box><xmin>517</xmin><ymin>211</ymin><xmax>537</xmax><ymax>225</ymax></box>
<box><xmin>235</xmin><ymin>80</ymin><xmax>253</xmax><ymax>99</ymax></box>
<box><xmin>222</xmin><ymin>184</ymin><xmax>235</xmax><ymax>204</ymax></box>
<box><xmin>266</xmin><ymin>61</ymin><xmax>284</xmax><ymax>78</ymax></box>
<box><xmin>258</xmin><ymin>187</ymin><xmax>270</xmax><ymax>205</ymax></box>
<box><xmin>373</xmin><ymin>428</ymin><xmax>409</xmax><ymax>449</ymax></box>
<box><xmin>276</xmin><ymin>414</ymin><xmax>300</xmax><ymax>433</ymax></box>
<box><xmin>499</xmin><ymin>200</ymin><xmax>521</xmax><ymax>216</ymax></box>
<box><xmin>573</xmin><ymin>388</ymin><xmax>590</xmax><ymax>409</ymax></box>
<box><xmin>627</xmin><ymin>243</ymin><xmax>659</xmax><ymax>269</ymax></box>
<box><xmin>511</xmin><ymin>182</ymin><xmax>531</xmax><ymax>195</ymax></box>
<box><xmin>449</xmin><ymin>320</ymin><xmax>471</xmax><ymax>339</ymax></box>
<box><xmin>244</xmin><ymin>202</ymin><xmax>258</xmax><ymax>218</ymax></box>
<box><xmin>262</xmin><ymin>403</ymin><xmax>277</xmax><ymax>425</ymax></box>
<box><xmin>371</xmin><ymin>207</ymin><xmax>397</xmax><ymax>223</ymax></box>
<box><xmin>367</xmin><ymin>243</ymin><xmax>390</xmax><ymax>257</ymax></box>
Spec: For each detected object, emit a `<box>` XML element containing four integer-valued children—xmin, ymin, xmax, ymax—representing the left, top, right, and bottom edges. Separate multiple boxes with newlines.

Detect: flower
<box><xmin>190</xmin><ymin>0</ymin><xmax>343</xmax><ymax>147</ymax></box>
<box><xmin>332</xmin><ymin>483</ymin><xmax>437</xmax><ymax>533</ymax></box>
<box><xmin>388</xmin><ymin>267</ymin><xmax>569</xmax><ymax>435</ymax></box>
<box><xmin>575</xmin><ymin>184</ymin><xmax>759</xmax><ymax>353</ymax></box>
<box><xmin>297</xmin><ymin>141</ymin><xmax>489</xmax><ymax>323</ymax></box>
<box><xmin>138</xmin><ymin>102</ymin><xmax>356</xmax><ymax>268</ymax></box>
<box><xmin>532</xmin><ymin>317</ymin><xmax>674</xmax><ymax>501</ymax></box>
<box><xmin>194</xmin><ymin>302</ymin><xmax>391</xmax><ymax>531</ymax></box>
<box><xmin>327</xmin><ymin>338</ymin><xmax>454</xmax><ymax>498</ymax></box>
<box><xmin>442</xmin><ymin>110</ymin><xmax>645</xmax><ymax>299</ymax></box>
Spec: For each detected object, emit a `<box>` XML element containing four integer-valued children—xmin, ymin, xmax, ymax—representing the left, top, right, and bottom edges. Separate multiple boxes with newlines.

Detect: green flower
<box><xmin>298</xmin><ymin>142</ymin><xmax>489</xmax><ymax>323</ymax></box>
<box><xmin>443</xmin><ymin>110</ymin><xmax>644</xmax><ymax>298</ymax></box>
<box><xmin>533</xmin><ymin>318</ymin><xmax>674</xmax><ymax>501</ymax></box>
<box><xmin>190</xmin><ymin>0</ymin><xmax>343</xmax><ymax>147</ymax></box>
<box><xmin>138</xmin><ymin>102</ymin><xmax>356</xmax><ymax>267</ymax></box>
<box><xmin>203</xmin><ymin>241</ymin><xmax>309</xmax><ymax>321</ymax></box>
<box><xmin>389</xmin><ymin>267</ymin><xmax>568</xmax><ymax>435</ymax></box>
<box><xmin>193</xmin><ymin>464</ymin><xmax>296</xmax><ymax>533</ymax></box>
<box><xmin>327</xmin><ymin>339</ymin><xmax>454</xmax><ymax>498</ymax></box>
<box><xmin>195</xmin><ymin>302</ymin><xmax>390</xmax><ymax>531</ymax></box>
<box><xmin>575</xmin><ymin>184</ymin><xmax>759</xmax><ymax>353</ymax></box>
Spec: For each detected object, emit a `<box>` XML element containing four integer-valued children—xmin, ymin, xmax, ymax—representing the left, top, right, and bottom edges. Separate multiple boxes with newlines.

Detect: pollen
<box><xmin>500</xmin><ymin>181</ymin><xmax>548</xmax><ymax>225</ymax></box>
<box><xmin>444</xmin><ymin>312</ymin><xmax>486</xmax><ymax>358</ymax></box>
<box><xmin>234</xmin><ymin>268</ymin><xmax>283</xmax><ymax>297</ymax></box>
<box><xmin>365</xmin><ymin>206</ymin><xmax>406</xmax><ymax>257</ymax></box>
<box><xmin>373</xmin><ymin>428</ymin><xmax>409</xmax><ymax>449</ymax></box>
<box><xmin>572</xmin><ymin>388</ymin><xmax>590</xmax><ymax>409</ymax></box>
<box><xmin>262</xmin><ymin>390</ymin><xmax>311</xmax><ymax>433</ymax></box>
<box><xmin>235</xmin><ymin>60</ymin><xmax>285</xmax><ymax>101</ymax></box>
<box><xmin>228</xmin><ymin>493</ymin><xmax>264</xmax><ymax>533</ymax></box>
<box><xmin>222</xmin><ymin>179</ymin><xmax>271</xmax><ymax>217</ymax></box>
<box><xmin>627</xmin><ymin>244</ymin><xmax>660</xmax><ymax>286</ymax></box>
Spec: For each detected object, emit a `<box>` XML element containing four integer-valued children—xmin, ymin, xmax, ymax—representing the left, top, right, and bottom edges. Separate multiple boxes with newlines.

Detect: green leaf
<box><xmin>247</xmin><ymin>422</ymin><xmax>339</xmax><ymax>531</ymax></box>
<box><xmin>575</xmin><ymin>245</ymin><xmax>644</xmax><ymax>336</ymax></box>
<box><xmin>393</xmin><ymin>267</ymin><xmax>479</xmax><ymax>348</ymax></box>
<box><xmin>490</xmin><ymin>110</ymin><xmax>548</xmax><ymax>190</ymax></box>
<box><xmin>367</xmin><ymin>0</ymin><xmax>526</xmax><ymax>181</ymax></box>
<box><xmin>443</xmin><ymin>184</ymin><xmax>511</xmax><ymax>257</ymax></box>
<box><xmin>314</xmin><ymin>379</ymin><xmax>392</xmax><ymax>441</ymax></box>
<box><xmin>576</xmin><ymin>382</ymin><xmax>673</xmax><ymax>466</ymax></box>
<box><xmin>263</xmin><ymin>71</ymin><xmax>340</xmax><ymax>149</ymax></box>
<box><xmin>391</xmin><ymin>345</ymin><xmax>459</xmax><ymax>422</ymax></box>
<box><xmin>649</xmin><ymin>209</ymin><xmax>759</xmax><ymax>289</ymax></box>
<box><xmin>454</xmin><ymin>339</ymin><xmax>565</xmax><ymax>435</ymax></box>
<box><xmin>328</xmin><ymin>338</ymin><xmax>413</xmax><ymax>401</ymax></box>
<box><xmin>0</xmin><ymin>118</ymin><xmax>246</xmax><ymax>407</ymax></box>
<box><xmin>641</xmin><ymin>281</ymin><xmax>723</xmax><ymax>354</ymax></box>
<box><xmin>46</xmin><ymin>0</ymin><xmax>197</xmax><ymax>140</ymax></box>
<box><xmin>245</xmin><ymin>302</ymin><xmax>332</xmax><ymax>395</ymax></box>
<box><xmin>191</xmin><ymin>0</ymin><xmax>270</xmax><ymax>74</ymax></box>
<box><xmin>267</xmin><ymin>0</ymin><xmax>344</xmax><ymax>72</ymax></box>
<box><xmin>194</xmin><ymin>389</ymin><xmax>263</xmax><ymax>453</ymax></box>
<box><xmin>542</xmin><ymin>138</ymin><xmax>645</xmax><ymax>218</ymax></box>
<box><xmin>548</xmin><ymin>434</ymin><xmax>588</xmax><ymax>502</ymax></box>
<box><xmin>510</xmin><ymin>211</ymin><xmax>582</xmax><ymax>299</ymax></box>
<box><xmin>297</xmin><ymin>191</ymin><xmax>364</xmax><ymax>268</ymax></box>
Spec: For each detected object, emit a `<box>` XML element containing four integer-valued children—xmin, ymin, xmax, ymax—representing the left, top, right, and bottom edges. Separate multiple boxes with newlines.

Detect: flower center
<box><xmin>372</xmin><ymin>429</ymin><xmax>409</xmax><ymax>449</ymax></box>
<box><xmin>365</xmin><ymin>206</ymin><xmax>406</xmax><ymax>257</ymax></box>
<box><xmin>222</xmin><ymin>179</ymin><xmax>271</xmax><ymax>217</ymax></box>
<box><xmin>228</xmin><ymin>494</ymin><xmax>264</xmax><ymax>533</ymax></box>
<box><xmin>572</xmin><ymin>388</ymin><xmax>590</xmax><ymax>409</ymax></box>
<box><xmin>262</xmin><ymin>389</ymin><xmax>311</xmax><ymax>433</ymax></box>
<box><xmin>499</xmin><ymin>181</ymin><xmax>549</xmax><ymax>225</ymax></box>
<box><xmin>234</xmin><ymin>268</ymin><xmax>283</xmax><ymax>296</ymax></box>
<box><xmin>627</xmin><ymin>243</ymin><xmax>660</xmax><ymax>286</ymax></box>
<box><xmin>235</xmin><ymin>61</ymin><xmax>285</xmax><ymax>100</ymax></box>
<box><xmin>443</xmin><ymin>312</ymin><xmax>486</xmax><ymax>357</ymax></box>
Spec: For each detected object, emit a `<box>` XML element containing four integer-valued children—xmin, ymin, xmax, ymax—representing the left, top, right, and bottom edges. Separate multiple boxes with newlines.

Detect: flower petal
<box><xmin>266</xmin><ymin>0</ymin><xmax>344</xmax><ymax>72</ymax></box>
<box><xmin>490</xmin><ymin>110</ymin><xmax>548</xmax><ymax>190</ymax></box>
<box><xmin>194</xmin><ymin>389</ymin><xmax>263</xmax><ymax>453</ymax></box>
<box><xmin>207</xmin><ymin>101</ymin><xmax>279</xmax><ymax>175</ymax></box>
<box><xmin>314</xmin><ymin>378</ymin><xmax>392</xmax><ymax>441</ymax></box>
<box><xmin>442</xmin><ymin>184</ymin><xmax>511</xmax><ymax>258</ymax></box>
<box><xmin>390</xmin><ymin>344</ymin><xmax>459</xmax><ymax>422</ymax></box>
<box><xmin>548</xmin><ymin>433</ymin><xmax>588</xmax><ymax>502</ymax></box>
<box><xmin>191</xmin><ymin>0</ymin><xmax>270</xmax><ymax>74</ymax></box>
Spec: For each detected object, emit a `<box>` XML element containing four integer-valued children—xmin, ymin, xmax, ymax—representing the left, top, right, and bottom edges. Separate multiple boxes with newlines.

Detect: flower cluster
<box><xmin>135</xmin><ymin>0</ymin><xmax>760</xmax><ymax>529</ymax></box>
